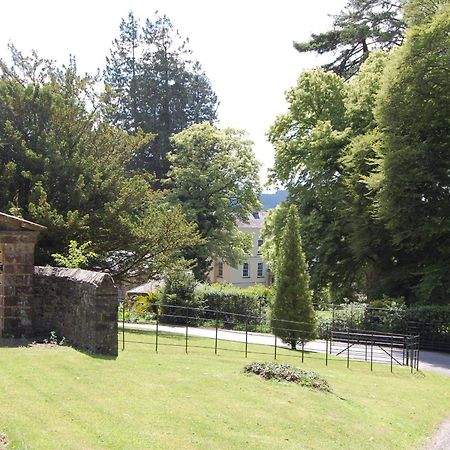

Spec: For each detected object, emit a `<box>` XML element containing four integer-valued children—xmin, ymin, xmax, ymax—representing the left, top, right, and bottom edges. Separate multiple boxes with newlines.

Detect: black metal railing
<box><xmin>119</xmin><ymin>301</ymin><xmax>420</xmax><ymax>373</ymax></box>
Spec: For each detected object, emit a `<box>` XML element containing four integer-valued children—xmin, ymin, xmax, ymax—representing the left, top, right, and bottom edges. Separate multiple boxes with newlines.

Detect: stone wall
<box><xmin>33</xmin><ymin>267</ymin><xmax>118</xmax><ymax>356</ymax></box>
<box><xmin>0</xmin><ymin>231</ymin><xmax>38</xmax><ymax>337</ymax></box>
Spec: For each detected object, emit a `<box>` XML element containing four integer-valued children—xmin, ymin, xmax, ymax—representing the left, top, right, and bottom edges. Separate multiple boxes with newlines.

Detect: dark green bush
<box><xmin>244</xmin><ymin>361</ymin><xmax>330</xmax><ymax>391</ymax></box>
<box><xmin>158</xmin><ymin>272</ymin><xmax>204</xmax><ymax>325</ymax></box>
<box><xmin>195</xmin><ymin>283</ymin><xmax>273</xmax><ymax>328</ymax></box>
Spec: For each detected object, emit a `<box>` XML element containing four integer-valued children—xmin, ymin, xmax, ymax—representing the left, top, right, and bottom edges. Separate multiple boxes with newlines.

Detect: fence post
<box><xmin>390</xmin><ymin>334</ymin><xmax>394</xmax><ymax>373</ymax></box>
<box><xmin>370</xmin><ymin>332</ymin><xmax>373</xmax><ymax>371</ymax></box>
<box><xmin>122</xmin><ymin>300</ymin><xmax>125</xmax><ymax>351</ymax></box>
<box><xmin>301</xmin><ymin>339</ymin><xmax>304</xmax><ymax>363</ymax></box>
<box><xmin>274</xmin><ymin>333</ymin><xmax>277</xmax><ymax>360</ymax></box>
<box><xmin>245</xmin><ymin>317</ymin><xmax>248</xmax><ymax>358</ymax></box>
<box><xmin>155</xmin><ymin>307</ymin><xmax>159</xmax><ymax>353</ymax></box>
<box><xmin>185</xmin><ymin>308</ymin><xmax>189</xmax><ymax>354</ymax></box>
<box><xmin>214</xmin><ymin>311</ymin><xmax>218</xmax><ymax>355</ymax></box>
<box><xmin>347</xmin><ymin>329</ymin><xmax>350</xmax><ymax>369</ymax></box>
<box><xmin>416</xmin><ymin>337</ymin><xmax>420</xmax><ymax>372</ymax></box>
<box><xmin>350</xmin><ymin>304</ymin><xmax>354</xmax><ymax>330</ymax></box>
<box><xmin>325</xmin><ymin>330</ymin><xmax>328</xmax><ymax>366</ymax></box>
<box><xmin>410</xmin><ymin>337</ymin><xmax>414</xmax><ymax>374</ymax></box>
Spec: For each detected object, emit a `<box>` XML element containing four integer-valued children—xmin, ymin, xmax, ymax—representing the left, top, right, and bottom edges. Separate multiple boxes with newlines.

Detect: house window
<box><xmin>242</xmin><ymin>262</ymin><xmax>249</xmax><ymax>278</ymax></box>
<box><xmin>257</xmin><ymin>239</ymin><xmax>263</xmax><ymax>254</ymax></box>
<box><xmin>218</xmin><ymin>262</ymin><xmax>223</xmax><ymax>277</ymax></box>
<box><xmin>257</xmin><ymin>262</ymin><xmax>264</xmax><ymax>278</ymax></box>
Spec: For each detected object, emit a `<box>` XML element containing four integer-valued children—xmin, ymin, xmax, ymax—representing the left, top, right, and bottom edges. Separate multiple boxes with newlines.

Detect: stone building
<box><xmin>209</xmin><ymin>211</ymin><xmax>273</xmax><ymax>288</ymax></box>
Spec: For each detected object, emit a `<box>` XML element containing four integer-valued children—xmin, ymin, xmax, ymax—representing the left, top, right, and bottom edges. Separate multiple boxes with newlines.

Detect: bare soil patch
<box><xmin>0</xmin><ymin>432</ymin><xmax>9</xmax><ymax>449</ymax></box>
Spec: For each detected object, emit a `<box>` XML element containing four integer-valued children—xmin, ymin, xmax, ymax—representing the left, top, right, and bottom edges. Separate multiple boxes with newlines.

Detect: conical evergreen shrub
<box><xmin>270</xmin><ymin>205</ymin><xmax>316</xmax><ymax>349</ymax></box>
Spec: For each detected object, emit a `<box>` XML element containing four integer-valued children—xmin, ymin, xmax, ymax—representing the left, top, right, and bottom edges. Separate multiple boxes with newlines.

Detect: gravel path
<box><xmin>424</xmin><ymin>416</ymin><xmax>450</xmax><ymax>450</ymax></box>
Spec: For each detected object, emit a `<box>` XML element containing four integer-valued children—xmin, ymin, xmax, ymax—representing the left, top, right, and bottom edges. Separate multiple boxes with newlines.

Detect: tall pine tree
<box><xmin>271</xmin><ymin>205</ymin><xmax>316</xmax><ymax>349</ymax></box>
<box><xmin>294</xmin><ymin>0</ymin><xmax>405</xmax><ymax>79</ymax></box>
<box><xmin>104</xmin><ymin>12</ymin><xmax>218</xmax><ymax>181</ymax></box>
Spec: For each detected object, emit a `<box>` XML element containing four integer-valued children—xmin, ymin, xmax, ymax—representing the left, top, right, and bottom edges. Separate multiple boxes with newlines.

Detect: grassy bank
<box><xmin>0</xmin><ymin>331</ymin><xmax>449</xmax><ymax>449</ymax></box>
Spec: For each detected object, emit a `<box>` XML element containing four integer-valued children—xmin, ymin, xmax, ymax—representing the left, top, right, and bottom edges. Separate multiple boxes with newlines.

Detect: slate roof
<box><xmin>236</xmin><ymin>211</ymin><xmax>267</xmax><ymax>229</ymax></box>
<box><xmin>127</xmin><ymin>280</ymin><xmax>164</xmax><ymax>295</ymax></box>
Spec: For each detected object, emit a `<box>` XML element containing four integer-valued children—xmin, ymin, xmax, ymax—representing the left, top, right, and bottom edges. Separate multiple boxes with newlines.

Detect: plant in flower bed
<box><xmin>244</xmin><ymin>362</ymin><xmax>330</xmax><ymax>391</ymax></box>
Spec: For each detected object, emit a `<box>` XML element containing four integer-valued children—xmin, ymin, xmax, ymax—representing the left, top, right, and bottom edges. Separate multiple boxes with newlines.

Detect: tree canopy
<box><xmin>0</xmin><ymin>45</ymin><xmax>200</xmax><ymax>282</ymax></box>
<box><xmin>104</xmin><ymin>12</ymin><xmax>218</xmax><ymax>181</ymax></box>
<box><xmin>268</xmin><ymin>0</ymin><xmax>450</xmax><ymax>305</ymax></box>
<box><xmin>168</xmin><ymin>123</ymin><xmax>261</xmax><ymax>280</ymax></box>
<box><xmin>374</xmin><ymin>3</ymin><xmax>450</xmax><ymax>303</ymax></box>
<box><xmin>294</xmin><ymin>0</ymin><xmax>405</xmax><ymax>79</ymax></box>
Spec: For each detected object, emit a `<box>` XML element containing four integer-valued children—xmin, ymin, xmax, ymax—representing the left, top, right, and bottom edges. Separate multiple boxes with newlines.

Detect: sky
<box><xmin>0</xmin><ymin>0</ymin><xmax>347</xmax><ymax>185</ymax></box>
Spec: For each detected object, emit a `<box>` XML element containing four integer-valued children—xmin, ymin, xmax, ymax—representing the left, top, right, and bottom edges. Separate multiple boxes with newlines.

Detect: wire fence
<box><xmin>119</xmin><ymin>302</ymin><xmax>420</xmax><ymax>373</ymax></box>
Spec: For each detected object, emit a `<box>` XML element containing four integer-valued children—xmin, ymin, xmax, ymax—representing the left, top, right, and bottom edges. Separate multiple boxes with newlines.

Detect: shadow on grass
<box><xmin>0</xmin><ymin>337</ymin><xmax>32</xmax><ymax>348</ymax></box>
<box><xmin>0</xmin><ymin>336</ymin><xmax>118</xmax><ymax>360</ymax></box>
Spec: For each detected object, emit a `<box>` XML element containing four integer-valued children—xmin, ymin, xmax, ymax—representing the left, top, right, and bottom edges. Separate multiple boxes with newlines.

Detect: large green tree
<box><xmin>270</xmin><ymin>205</ymin><xmax>316</xmax><ymax>349</ymax></box>
<box><xmin>168</xmin><ymin>123</ymin><xmax>261</xmax><ymax>280</ymax></box>
<box><xmin>268</xmin><ymin>54</ymin><xmax>404</xmax><ymax>302</ymax></box>
<box><xmin>269</xmin><ymin>69</ymin><xmax>357</xmax><ymax>300</ymax></box>
<box><xmin>0</xmin><ymin>46</ymin><xmax>200</xmax><ymax>282</ymax></box>
<box><xmin>294</xmin><ymin>0</ymin><xmax>405</xmax><ymax>79</ymax></box>
<box><xmin>340</xmin><ymin>52</ymin><xmax>399</xmax><ymax>299</ymax></box>
<box><xmin>104</xmin><ymin>12</ymin><xmax>218</xmax><ymax>181</ymax></box>
<box><xmin>374</xmin><ymin>3</ymin><xmax>450</xmax><ymax>304</ymax></box>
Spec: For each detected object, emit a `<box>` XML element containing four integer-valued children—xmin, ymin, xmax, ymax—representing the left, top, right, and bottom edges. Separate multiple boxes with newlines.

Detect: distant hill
<box><xmin>260</xmin><ymin>190</ymin><xmax>288</xmax><ymax>211</ymax></box>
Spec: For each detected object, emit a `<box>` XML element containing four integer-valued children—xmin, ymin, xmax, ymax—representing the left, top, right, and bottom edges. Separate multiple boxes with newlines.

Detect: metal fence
<box><xmin>321</xmin><ymin>303</ymin><xmax>449</xmax><ymax>352</ymax></box>
<box><xmin>119</xmin><ymin>302</ymin><xmax>420</xmax><ymax>373</ymax></box>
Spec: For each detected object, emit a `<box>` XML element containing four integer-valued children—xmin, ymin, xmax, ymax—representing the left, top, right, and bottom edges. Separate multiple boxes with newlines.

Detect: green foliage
<box><xmin>43</xmin><ymin>331</ymin><xmax>66</xmax><ymax>346</ymax></box>
<box><xmin>0</xmin><ymin>46</ymin><xmax>200</xmax><ymax>282</ymax></box>
<box><xmin>260</xmin><ymin>202</ymin><xmax>289</xmax><ymax>277</ymax></box>
<box><xmin>270</xmin><ymin>10</ymin><xmax>449</xmax><ymax>304</ymax></box>
<box><xmin>294</xmin><ymin>0</ymin><xmax>405</xmax><ymax>79</ymax></box>
<box><xmin>168</xmin><ymin>123</ymin><xmax>261</xmax><ymax>279</ymax></box>
<box><xmin>244</xmin><ymin>362</ymin><xmax>330</xmax><ymax>391</ymax></box>
<box><xmin>195</xmin><ymin>283</ymin><xmax>273</xmax><ymax>328</ymax></box>
<box><xmin>269</xmin><ymin>69</ymin><xmax>357</xmax><ymax>299</ymax></box>
<box><xmin>124</xmin><ymin>281</ymin><xmax>274</xmax><ymax>330</ymax></box>
<box><xmin>159</xmin><ymin>272</ymin><xmax>203</xmax><ymax>324</ymax></box>
<box><xmin>52</xmin><ymin>240</ymin><xmax>96</xmax><ymax>269</ymax></box>
<box><xmin>316</xmin><ymin>301</ymin><xmax>450</xmax><ymax>350</ymax></box>
<box><xmin>374</xmin><ymin>4</ymin><xmax>450</xmax><ymax>303</ymax></box>
<box><xmin>404</xmin><ymin>0</ymin><xmax>449</xmax><ymax>26</ymax></box>
<box><xmin>104</xmin><ymin>12</ymin><xmax>218</xmax><ymax>180</ymax></box>
<box><xmin>270</xmin><ymin>205</ymin><xmax>316</xmax><ymax>348</ymax></box>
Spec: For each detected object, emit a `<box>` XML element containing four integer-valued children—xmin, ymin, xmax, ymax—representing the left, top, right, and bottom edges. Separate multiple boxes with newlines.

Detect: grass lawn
<box><xmin>1</xmin><ymin>330</ymin><xmax>449</xmax><ymax>450</ymax></box>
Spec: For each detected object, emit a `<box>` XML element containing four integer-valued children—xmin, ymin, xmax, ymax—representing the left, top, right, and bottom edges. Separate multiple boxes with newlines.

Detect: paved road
<box><xmin>122</xmin><ymin>322</ymin><xmax>450</xmax><ymax>377</ymax></box>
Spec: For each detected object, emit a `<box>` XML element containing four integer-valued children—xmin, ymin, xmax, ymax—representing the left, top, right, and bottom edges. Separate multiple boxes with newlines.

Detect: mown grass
<box><xmin>0</xmin><ymin>330</ymin><xmax>449</xmax><ymax>450</ymax></box>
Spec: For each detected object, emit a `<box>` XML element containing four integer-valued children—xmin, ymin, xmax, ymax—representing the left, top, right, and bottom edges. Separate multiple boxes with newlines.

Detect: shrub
<box><xmin>123</xmin><ymin>292</ymin><xmax>161</xmax><ymax>323</ymax></box>
<box><xmin>195</xmin><ymin>283</ymin><xmax>273</xmax><ymax>329</ymax></box>
<box><xmin>270</xmin><ymin>205</ymin><xmax>316</xmax><ymax>349</ymax></box>
<box><xmin>159</xmin><ymin>272</ymin><xmax>204</xmax><ymax>324</ymax></box>
<box><xmin>244</xmin><ymin>362</ymin><xmax>330</xmax><ymax>391</ymax></box>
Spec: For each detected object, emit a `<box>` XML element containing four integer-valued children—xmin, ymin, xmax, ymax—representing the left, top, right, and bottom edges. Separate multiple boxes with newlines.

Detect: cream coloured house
<box><xmin>209</xmin><ymin>211</ymin><xmax>272</xmax><ymax>288</ymax></box>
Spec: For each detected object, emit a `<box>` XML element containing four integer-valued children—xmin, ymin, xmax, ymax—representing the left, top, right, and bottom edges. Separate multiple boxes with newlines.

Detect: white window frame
<box><xmin>242</xmin><ymin>262</ymin><xmax>249</xmax><ymax>278</ymax></box>
<box><xmin>218</xmin><ymin>262</ymin><xmax>223</xmax><ymax>277</ymax></box>
<box><xmin>257</xmin><ymin>262</ymin><xmax>264</xmax><ymax>278</ymax></box>
<box><xmin>257</xmin><ymin>239</ymin><xmax>263</xmax><ymax>254</ymax></box>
